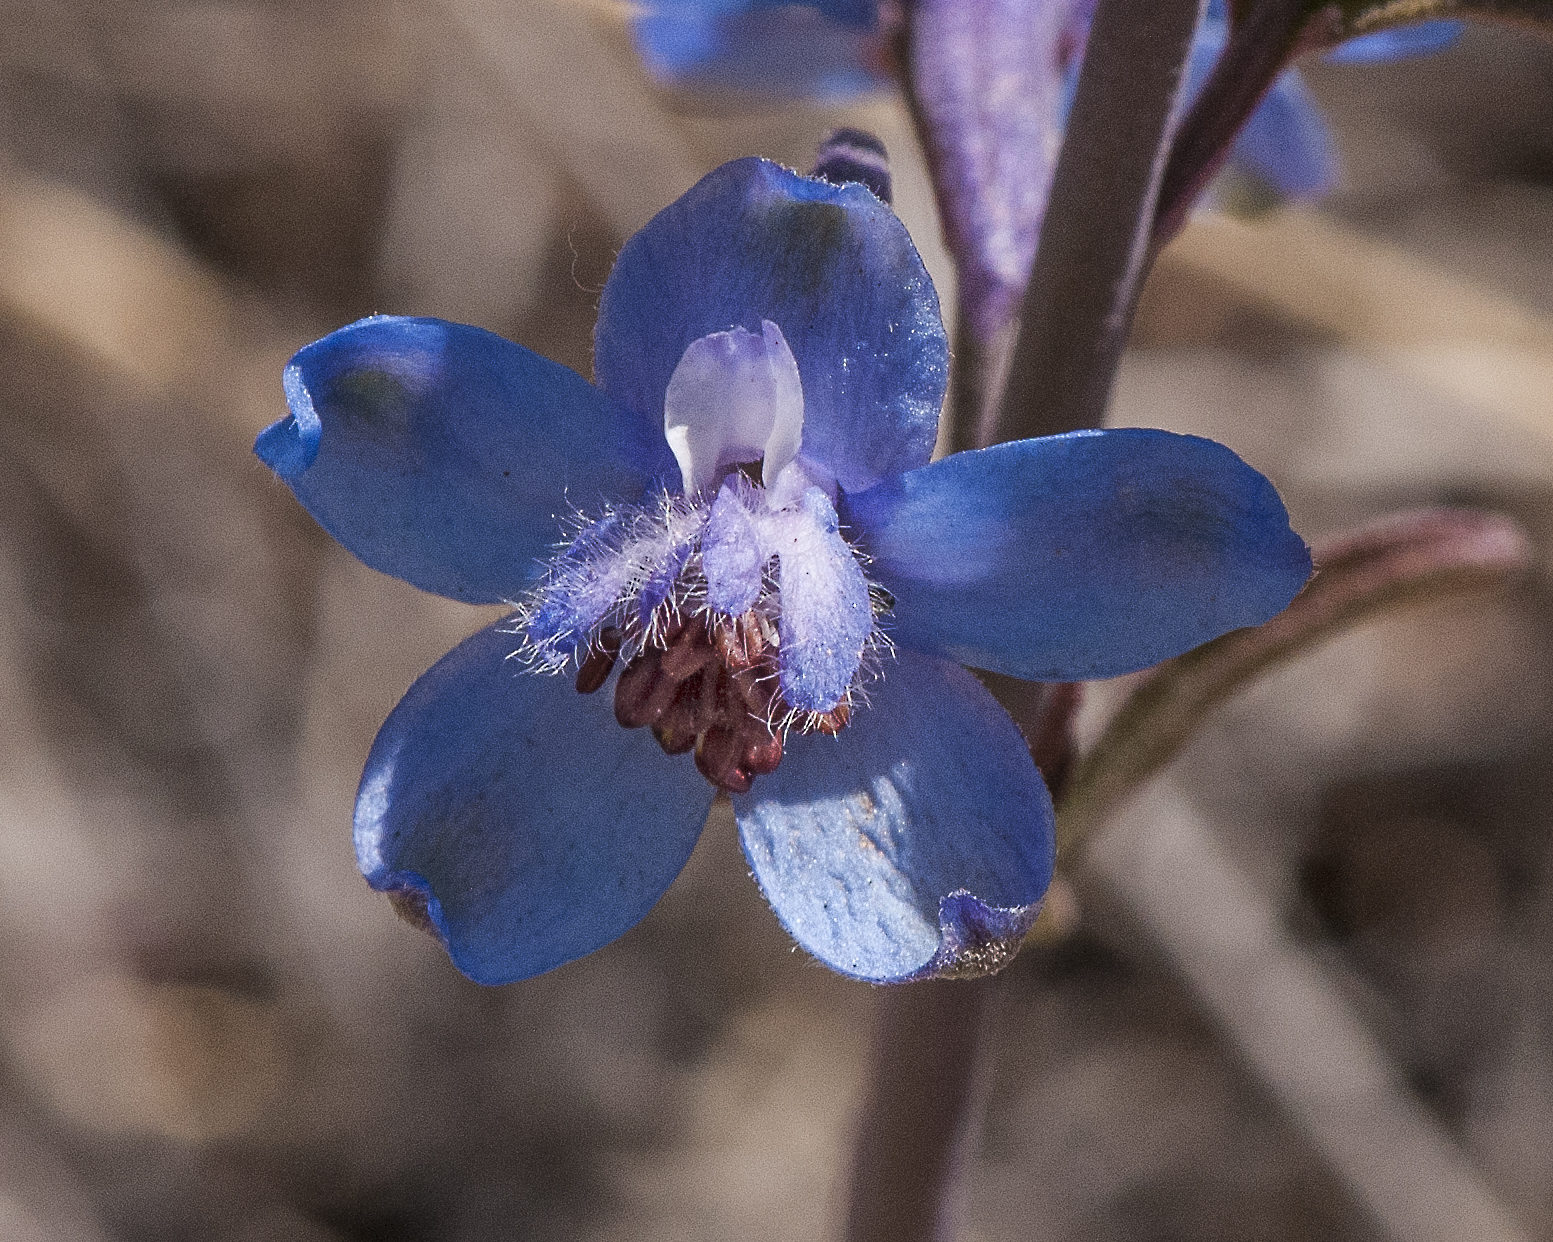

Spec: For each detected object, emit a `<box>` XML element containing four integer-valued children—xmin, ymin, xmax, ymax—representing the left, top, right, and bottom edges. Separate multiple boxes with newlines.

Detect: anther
<box><xmin>813</xmin><ymin>702</ymin><xmax>850</xmax><ymax>735</ymax></box>
<box><xmin>695</xmin><ymin>725</ymin><xmax>752</xmax><ymax>793</ymax></box>
<box><xmin>658</xmin><ymin>620</ymin><xmax>715</xmax><ymax>680</ymax></box>
<box><xmin>651</xmin><ymin>718</ymin><xmax>697</xmax><ymax>755</ymax></box>
<box><xmin>715</xmin><ymin>611</ymin><xmax>767</xmax><ymax>671</ymax></box>
<box><xmin>689</xmin><ymin>665</ymin><xmax>725</xmax><ymax>733</ymax></box>
<box><xmin>728</xmin><ymin>664</ymin><xmax>776</xmax><ymax>718</ymax></box>
<box><xmin>574</xmin><ymin>626</ymin><xmax>623</xmax><ymax>694</ymax></box>
<box><xmin>614</xmin><ymin>651</ymin><xmax>678</xmax><ymax>728</ymax></box>
<box><xmin>740</xmin><ymin>726</ymin><xmax>783</xmax><ymax>775</ymax></box>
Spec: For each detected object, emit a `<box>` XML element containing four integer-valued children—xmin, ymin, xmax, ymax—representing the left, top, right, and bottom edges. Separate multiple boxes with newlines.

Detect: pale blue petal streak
<box><xmin>1327</xmin><ymin>20</ymin><xmax>1463</xmax><ymax>64</ymax></box>
<box><xmin>703</xmin><ymin>482</ymin><xmax>765</xmax><ymax>615</ymax></box>
<box><xmin>595</xmin><ymin>158</ymin><xmax>947</xmax><ymax>495</ymax></box>
<box><xmin>255</xmin><ymin>315</ymin><xmax>674</xmax><ymax>604</ymax></box>
<box><xmin>355</xmin><ymin>619</ymin><xmax>715</xmax><ymax>985</ymax></box>
<box><xmin>733</xmin><ymin>648</ymin><xmax>1054</xmax><ymax>982</ymax></box>
<box><xmin>842</xmin><ymin>428</ymin><xmax>1312</xmax><ymax>681</ymax></box>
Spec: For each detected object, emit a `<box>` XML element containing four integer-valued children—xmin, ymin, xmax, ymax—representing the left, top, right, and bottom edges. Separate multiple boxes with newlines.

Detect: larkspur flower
<box><xmin>1189</xmin><ymin>2</ymin><xmax>1465</xmax><ymax>202</ymax></box>
<box><xmin>632</xmin><ymin>0</ymin><xmax>889</xmax><ymax>100</ymax></box>
<box><xmin>255</xmin><ymin>154</ymin><xmax>1310</xmax><ymax>985</ymax></box>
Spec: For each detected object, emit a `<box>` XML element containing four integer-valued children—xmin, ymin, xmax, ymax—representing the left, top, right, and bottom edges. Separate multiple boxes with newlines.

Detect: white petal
<box><xmin>663</xmin><ymin>320</ymin><xmax>805</xmax><ymax>496</ymax></box>
<box><xmin>755</xmin><ymin>320</ymin><xmax>805</xmax><ymax>487</ymax></box>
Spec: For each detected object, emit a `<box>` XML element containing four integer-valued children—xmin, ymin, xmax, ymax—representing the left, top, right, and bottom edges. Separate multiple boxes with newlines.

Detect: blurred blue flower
<box><xmin>1186</xmin><ymin>0</ymin><xmax>1336</xmax><ymax>199</ymax></box>
<box><xmin>630</xmin><ymin>0</ymin><xmax>1461</xmax><ymax>201</ymax></box>
<box><xmin>632</xmin><ymin>0</ymin><xmax>890</xmax><ymax>99</ymax></box>
<box><xmin>1325</xmin><ymin>19</ymin><xmax>1464</xmax><ymax>64</ymax></box>
<box><xmin>256</xmin><ymin>157</ymin><xmax>1310</xmax><ymax>985</ymax></box>
<box><xmin>1192</xmin><ymin>1</ymin><xmax>1465</xmax><ymax>200</ymax></box>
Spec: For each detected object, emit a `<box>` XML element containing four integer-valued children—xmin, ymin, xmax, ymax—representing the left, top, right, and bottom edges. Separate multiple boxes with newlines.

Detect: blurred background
<box><xmin>1</xmin><ymin>2</ymin><xmax>1552</xmax><ymax>1239</ymax></box>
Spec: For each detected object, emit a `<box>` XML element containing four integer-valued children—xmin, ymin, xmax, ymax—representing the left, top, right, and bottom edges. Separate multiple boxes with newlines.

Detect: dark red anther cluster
<box><xmin>573</xmin><ymin>614</ymin><xmax>849</xmax><ymax>792</ymax></box>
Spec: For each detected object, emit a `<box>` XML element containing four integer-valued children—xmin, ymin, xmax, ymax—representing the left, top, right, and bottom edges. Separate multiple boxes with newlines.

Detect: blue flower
<box><xmin>628</xmin><ymin>2</ymin><xmax>1459</xmax><ymax>348</ymax></box>
<box><xmin>255</xmin><ymin>157</ymin><xmax>1311</xmax><ymax>985</ymax></box>
<box><xmin>1191</xmin><ymin>2</ymin><xmax>1464</xmax><ymax>201</ymax></box>
<box><xmin>1186</xmin><ymin>0</ymin><xmax>1337</xmax><ymax>200</ymax></box>
<box><xmin>631</xmin><ymin>0</ymin><xmax>889</xmax><ymax>100</ymax></box>
<box><xmin>1324</xmin><ymin>19</ymin><xmax>1464</xmax><ymax>65</ymax></box>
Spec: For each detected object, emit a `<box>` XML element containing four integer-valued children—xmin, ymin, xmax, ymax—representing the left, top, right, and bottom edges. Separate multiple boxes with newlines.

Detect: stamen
<box><xmin>741</xmin><ymin>727</ymin><xmax>784</xmax><ymax>775</ymax></box>
<box><xmin>694</xmin><ymin>725</ymin><xmax>751</xmax><ymax>793</ymax></box>
<box><xmin>658</xmin><ymin>621</ymin><xmax>717</xmax><ymax>680</ymax></box>
<box><xmin>813</xmin><ymin>702</ymin><xmax>850</xmax><ymax>735</ymax></box>
<box><xmin>728</xmin><ymin>663</ymin><xmax>777</xmax><ymax>720</ymax></box>
<box><xmin>651</xmin><ymin>715</ymin><xmax>698</xmax><ymax>754</ymax></box>
<box><xmin>574</xmin><ymin>626</ymin><xmax>622</xmax><ymax>694</ymax></box>
<box><xmin>690</xmin><ymin>665</ymin><xmax>727</xmax><ymax>733</ymax></box>
<box><xmin>535</xmin><ymin>471</ymin><xmax>886</xmax><ymax>792</ymax></box>
<box><xmin>586</xmin><ymin>599</ymin><xmax>870</xmax><ymax>792</ymax></box>
<box><xmin>613</xmin><ymin>650</ymin><xmax>681</xmax><ymax>728</ymax></box>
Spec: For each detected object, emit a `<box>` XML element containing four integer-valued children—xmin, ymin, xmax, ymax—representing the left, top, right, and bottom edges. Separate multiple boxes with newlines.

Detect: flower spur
<box><xmin>256</xmin><ymin>152</ymin><xmax>1311</xmax><ymax>985</ymax></box>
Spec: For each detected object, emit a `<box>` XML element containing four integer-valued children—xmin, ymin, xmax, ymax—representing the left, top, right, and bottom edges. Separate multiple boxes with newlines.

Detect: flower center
<box><xmin>516</xmin><ymin>319</ymin><xmax>881</xmax><ymax>792</ymax></box>
<box><xmin>520</xmin><ymin>478</ymin><xmax>875</xmax><ymax>792</ymax></box>
<box><xmin>570</xmin><ymin>611</ymin><xmax>851</xmax><ymax>793</ymax></box>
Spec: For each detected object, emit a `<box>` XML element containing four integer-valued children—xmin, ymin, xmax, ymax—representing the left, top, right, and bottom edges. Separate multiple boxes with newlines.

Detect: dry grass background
<box><xmin>0</xmin><ymin>3</ymin><xmax>1551</xmax><ymax>1239</ymax></box>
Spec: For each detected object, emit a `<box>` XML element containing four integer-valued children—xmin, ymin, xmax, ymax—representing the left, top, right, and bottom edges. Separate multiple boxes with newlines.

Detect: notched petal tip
<box><xmin>905</xmin><ymin>890</ymin><xmax>1041</xmax><ymax>981</ymax></box>
<box><xmin>381</xmin><ymin>874</ymin><xmax>447</xmax><ymax>944</ymax></box>
<box><xmin>254</xmin><ymin>363</ymin><xmax>324</xmax><ymax>477</ymax></box>
<box><xmin>262</xmin><ymin>313</ymin><xmax>664</xmax><ymax>606</ymax></box>
<box><xmin>260</xmin><ymin>319</ymin><xmax>418</xmax><ymax>476</ymax></box>
<box><xmin>733</xmin><ymin>650</ymin><xmax>1055</xmax><ymax>983</ymax></box>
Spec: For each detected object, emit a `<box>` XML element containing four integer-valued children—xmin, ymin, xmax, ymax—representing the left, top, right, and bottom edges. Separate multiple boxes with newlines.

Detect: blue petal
<box><xmin>733</xmin><ymin>648</ymin><xmax>1054</xmax><ymax>982</ymax></box>
<box><xmin>841</xmin><ymin>428</ymin><xmax>1312</xmax><ymax>681</ymax></box>
<box><xmin>256</xmin><ymin>316</ymin><xmax>676</xmax><ymax>604</ymax></box>
<box><xmin>521</xmin><ymin>512</ymin><xmax>638</xmax><ymax>662</ymax></box>
<box><xmin>355</xmin><ymin>619</ymin><xmax>715</xmax><ymax>984</ymax></box>
<box><xmin>633</xmin><ymin>5</ymin><xmax>887</xmax><ymax>99</ymax></box>
<box><xmin>595</xmin><ymin>158</ymin><xmax>948</xmax><ymax>496</ymax></box>
<box><xmin>909</xmin><ymin>0</ymin><xmax>1072</xmax><ymax>341</ymax></box>
<box><xmin>1182</xmin><ymin>8</ymin><xmax>1336</xmax><ymax>201</ymax></box>
<box><xmin>1230</xmin><ymin>68</ymin><xmax>1338</xmax><ymax>199</ymax></box>
<box><xmin>637</xmin><ymin>527</ymin><xmax>699</xmax><ymax>628</ymax></box>
<box><xmin>1327</xmin><ymin>21</ymin><xmax>1463</xmax><ymax>65</ymax></box>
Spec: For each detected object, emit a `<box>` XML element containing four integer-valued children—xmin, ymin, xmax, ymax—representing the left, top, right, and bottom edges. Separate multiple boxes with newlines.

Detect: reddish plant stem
<box><xmin>844</xmin><ymin>977</ymin><xmax>998</xmax><ymax>1242</ymax></box>
<box><xmin>843</xmin><ymin>682</ymin><xmax>1081</xmax><ymax>1242</ymax></box>
<box><xmin>995</xmin><ymin>0</ymin><xmax>1202</xmax><ymax>441</ymax></box>
<box><xmin>845</xmin><ymin>0</ymin><xmax>1201</xmax><ymax>1232</ymax></box>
